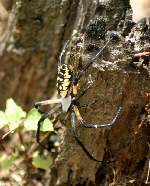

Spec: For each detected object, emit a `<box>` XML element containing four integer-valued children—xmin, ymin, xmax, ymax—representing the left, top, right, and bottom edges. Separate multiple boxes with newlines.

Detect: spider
<box><xmin>34</xmin><ymin>31</ymin><xmax>122</xmax><ymax>162</ymax></box>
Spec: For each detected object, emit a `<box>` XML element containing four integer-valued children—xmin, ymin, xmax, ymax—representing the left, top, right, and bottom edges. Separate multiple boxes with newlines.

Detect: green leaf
<box><xmin>5</xmin><ymin>98</ymin><xmax>26</xmax><ymax>130</ymax></box>
<box><xmin>0</xmin><ymin>111</ymin><xmax>8</xmax><ymax>128</ymax></box>
<box><xmin>32</xmin><ymin>152</ymin><xmax>53</xmax><ymax>170</ymax></box>
<box><xmin>0</xmin><ymin>154</ymin><xmax>16</xmax><ymax>170</ymax></box>
<box><xmin>24</xmin><ymin>108</ymin><xmax>54</xmax><ymax>131</ymax></box>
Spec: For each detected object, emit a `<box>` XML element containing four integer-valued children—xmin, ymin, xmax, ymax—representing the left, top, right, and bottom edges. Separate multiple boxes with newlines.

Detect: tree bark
<box><xmin>0</xmin><ymin>0</ymin><xmax>150</xmax><ymax>185</ymax></box>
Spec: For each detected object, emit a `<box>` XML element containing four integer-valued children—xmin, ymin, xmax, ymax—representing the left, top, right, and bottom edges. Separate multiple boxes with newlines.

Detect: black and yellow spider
<box><xmin>34</xmin><ymin>31</ymin><xmax>122</xmax><ymax>162</ymax></box>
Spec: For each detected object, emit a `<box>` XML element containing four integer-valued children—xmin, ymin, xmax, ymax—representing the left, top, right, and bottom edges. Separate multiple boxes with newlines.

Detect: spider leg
<box><xmin>58</xmin><ymin>31</ymin><xmax>77</xmax><ymax>65</ymax></box>
<box><xmin>73</xmin><ymin>105</ymin><xmax>122</xmax><ymax>128</ymax></box>
<box><xmin>34</xmin><ymin>99</ymin><xmax>61</xmax><ymax>114</ymax></box>
<box><xmin>72</xmin><ymin>80</ymin><xmax>94</xmax><ymax>103</ymax></box>
<box><xmin>67</xmin><ymin>169</ymin><xmax>73</xmax><ymax>186</ymax></box>
<box><xmin>34</xmin><ymin>99</ymin><xmax>61</xmax><ymax>108</ymax></box>
<box><xmin>71</xmin><ymin>111</ymin><xmax>104</xmax><ymax>162</ymax></box>
<box><xmin>36</xmin><ymin>104</ymin><xmax>61</xmax><ymax>149</ymax></box>
<box><xmin>58</xmin><ymin>39</ymin><xmax>70</xmax><ymax>65</ymax></box>
<box><xmin>76</xmin><ymin>33</ymin><xmax>117</xmax><ymax>81</ymax></box>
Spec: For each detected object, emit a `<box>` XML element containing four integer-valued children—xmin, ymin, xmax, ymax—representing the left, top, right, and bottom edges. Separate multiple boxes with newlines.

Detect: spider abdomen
<box><xmin>56</xmin><ymin>64</ymin><xmax>72</xmax><ymax>98</ymax></box>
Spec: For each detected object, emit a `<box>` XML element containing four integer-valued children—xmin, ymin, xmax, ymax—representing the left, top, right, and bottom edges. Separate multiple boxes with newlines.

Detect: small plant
<box><xmin>0</xmin><ymin>98</ymin><xmax>54</xmax><ymax>171</ymax></box>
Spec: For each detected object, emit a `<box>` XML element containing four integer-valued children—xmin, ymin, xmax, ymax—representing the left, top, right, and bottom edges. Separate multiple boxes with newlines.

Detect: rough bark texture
<box><xmin>0</xmin><ymin>0</ymin><xmax>150</xmax><ymax>186</ymax></box>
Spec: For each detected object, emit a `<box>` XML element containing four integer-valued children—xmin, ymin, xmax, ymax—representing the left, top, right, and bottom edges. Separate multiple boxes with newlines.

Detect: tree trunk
<box><xmin>0</xmin><ymin>0</ymin><xmax>150</xmax><ymax>185</ymax></box>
